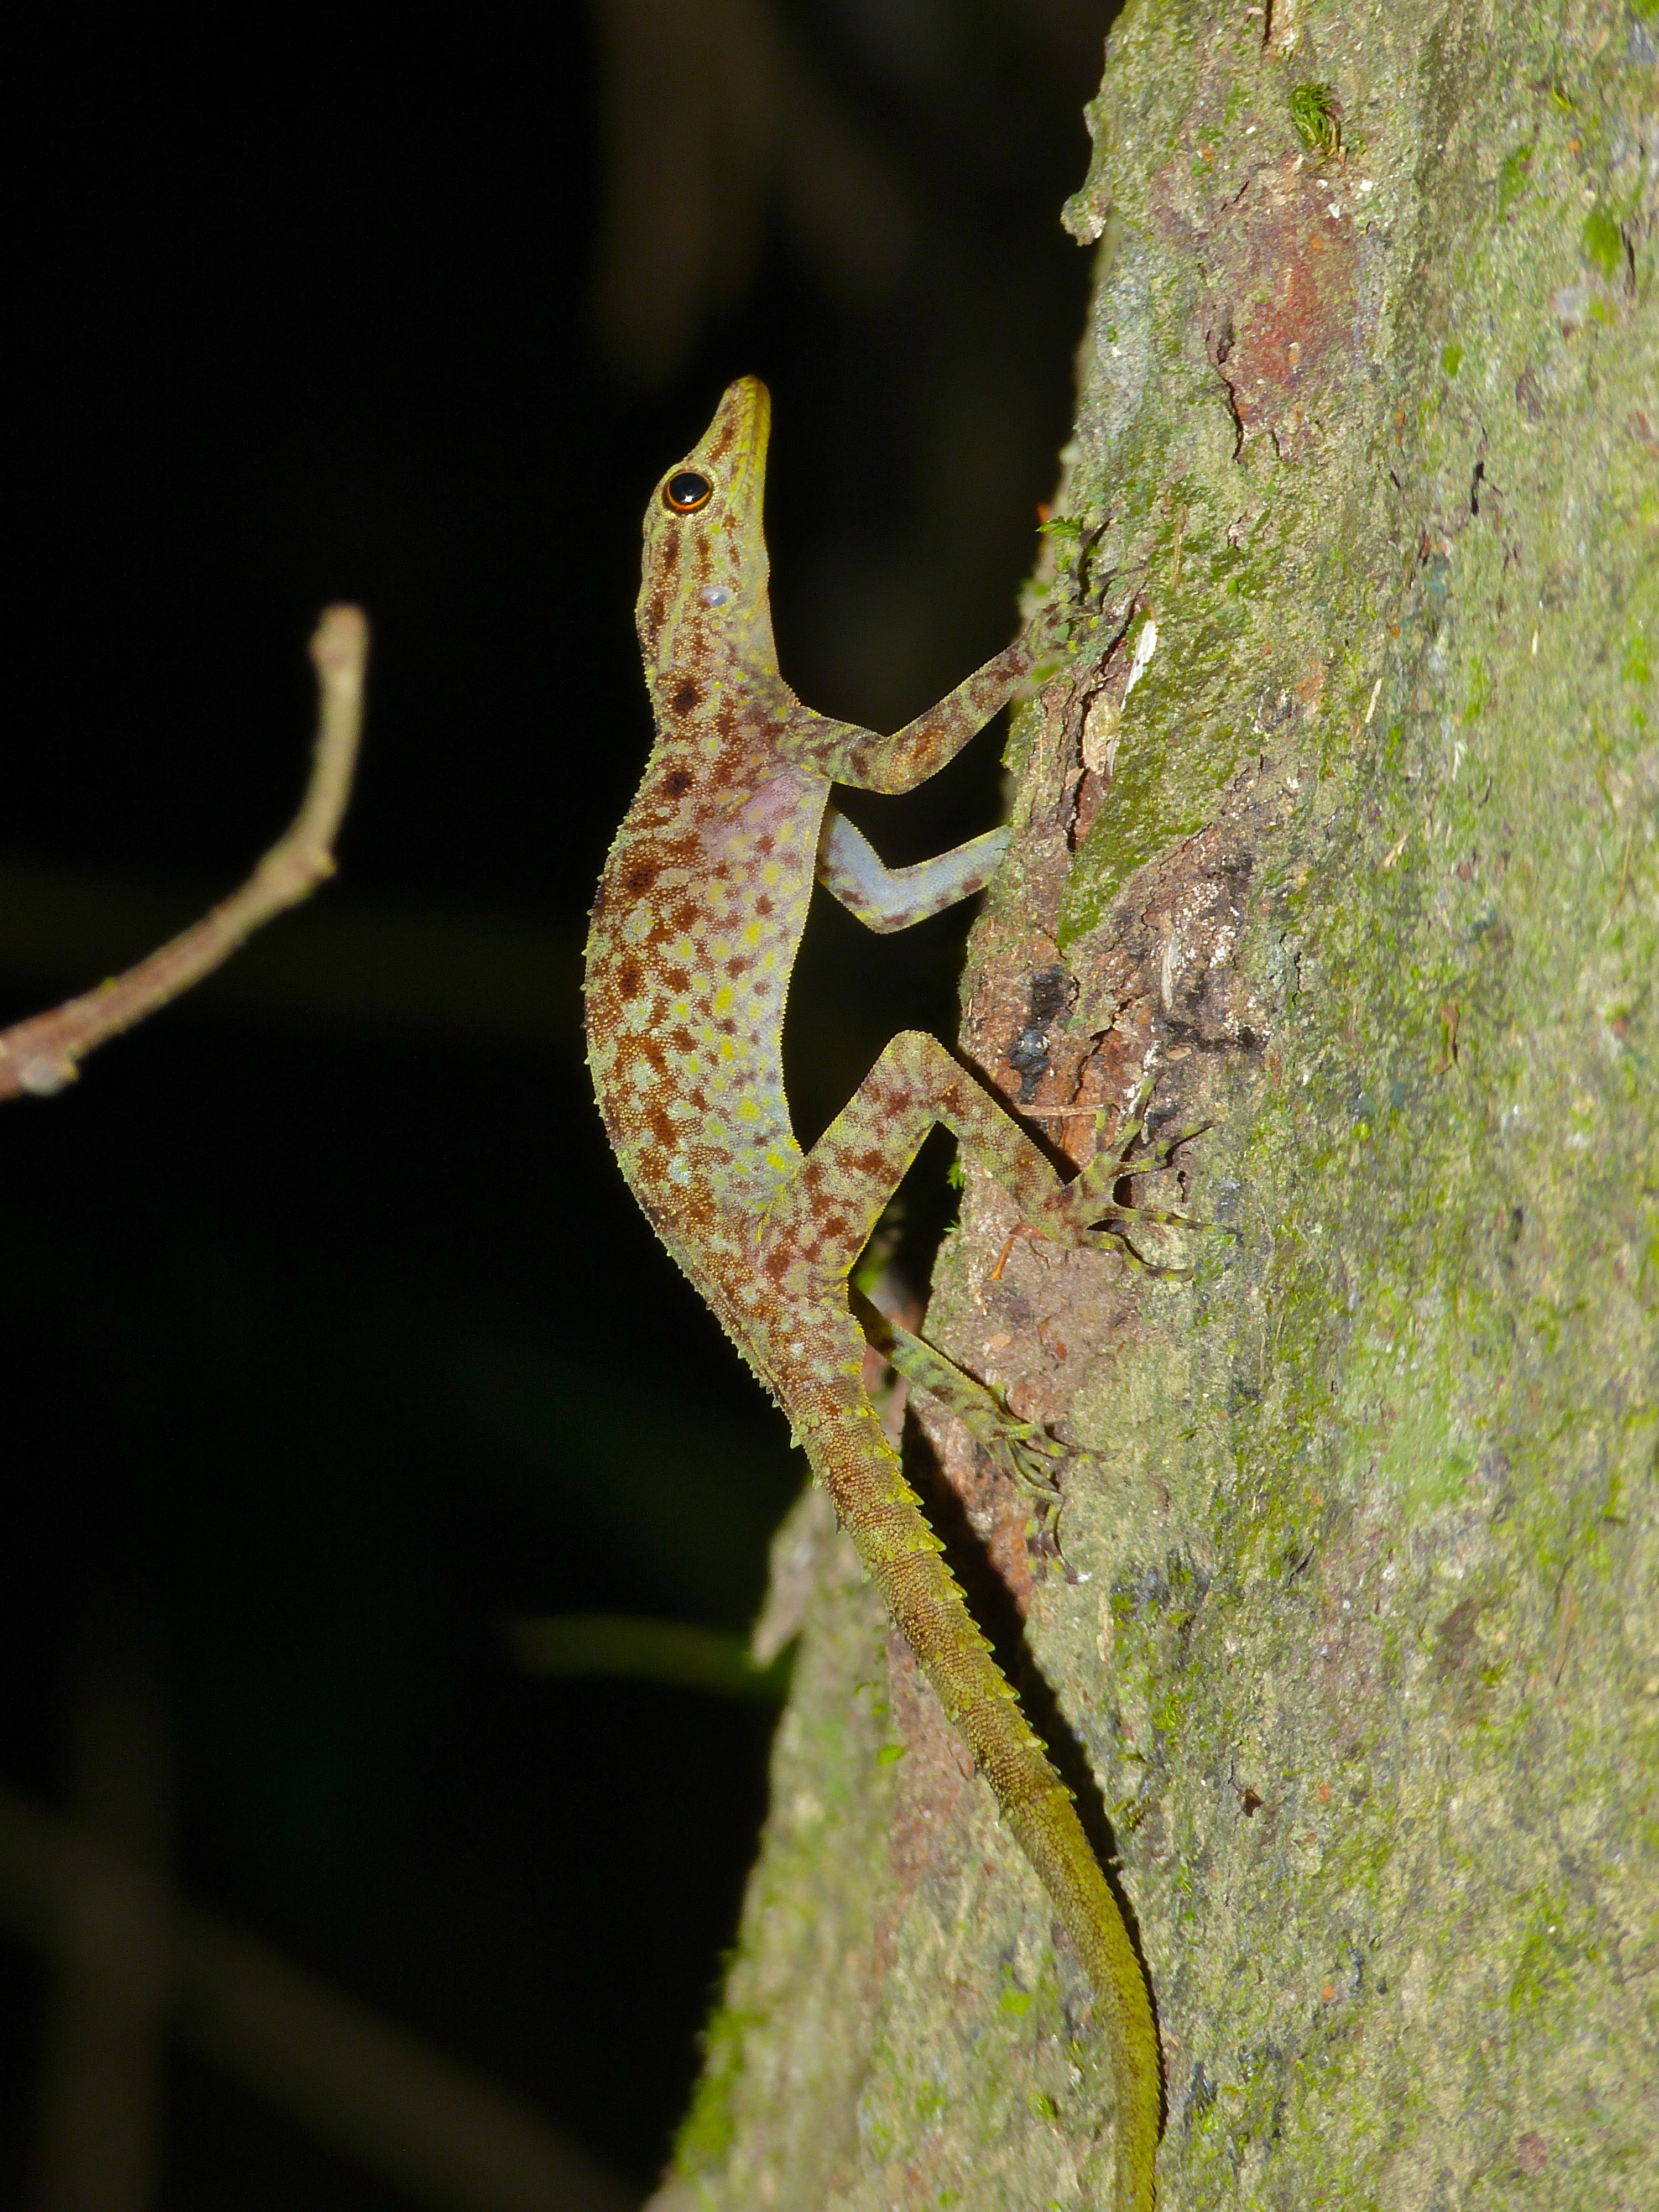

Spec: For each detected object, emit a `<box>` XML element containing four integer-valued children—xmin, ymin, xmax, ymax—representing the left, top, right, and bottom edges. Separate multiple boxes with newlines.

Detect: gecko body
<box><xmin>585</xmin><ymin>378</ymin><xmax>1166</xmax><ymax>2212</ymax></box>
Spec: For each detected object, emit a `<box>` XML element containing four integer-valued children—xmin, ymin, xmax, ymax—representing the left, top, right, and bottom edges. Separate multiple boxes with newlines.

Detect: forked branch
<box><xmin>0</xmin><ymin>606</ymin><xmax>369</xmax><ymax>1102</ymax></box>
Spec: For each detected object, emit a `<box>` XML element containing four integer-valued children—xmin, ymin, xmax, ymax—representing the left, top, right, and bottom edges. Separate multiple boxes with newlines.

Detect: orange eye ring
<box><xmin>664</xmin><ymin>471</ymin><xmax>713</xmax><ymax>513</ymax></box>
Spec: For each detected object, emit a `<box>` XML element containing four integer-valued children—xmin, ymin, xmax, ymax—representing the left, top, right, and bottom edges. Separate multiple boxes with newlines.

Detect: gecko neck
<box><xmin>641</xmin><ymin>594</ymin><xmax>778</xmax><ymax>690</ymax></box>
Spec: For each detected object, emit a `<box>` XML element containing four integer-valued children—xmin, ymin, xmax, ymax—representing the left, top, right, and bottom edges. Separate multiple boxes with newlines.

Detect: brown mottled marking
<box><xmin>583</xmin><ymin>377</ymin><xmax>1172</xmax><ymax>2212</ymax></box>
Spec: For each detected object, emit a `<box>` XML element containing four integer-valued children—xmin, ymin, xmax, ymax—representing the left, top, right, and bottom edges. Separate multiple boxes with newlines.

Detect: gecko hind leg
<box><xmin>759</xmin><ymin>1029</ymin><xmax>1094</xmax><ymax>1289</ymax></box>
<box><xmin>764</xmin><ymin>1033</ymin><xmax>1222</xmax><ymax>1296</ymax></box>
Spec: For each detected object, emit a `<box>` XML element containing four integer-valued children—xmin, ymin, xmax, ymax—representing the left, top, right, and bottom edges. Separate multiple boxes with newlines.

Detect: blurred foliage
<box><xmin>508</xmin><ymin>1617</ymin><xmax>792</xmax><ymax>1705</ymax></box>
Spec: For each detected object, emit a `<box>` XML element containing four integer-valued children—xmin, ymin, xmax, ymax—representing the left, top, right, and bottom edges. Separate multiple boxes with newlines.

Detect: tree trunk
<box><xmin>654</xmin><ymin>3</ymin><xmax>1657</xmax><ymax>2205</ymax></box>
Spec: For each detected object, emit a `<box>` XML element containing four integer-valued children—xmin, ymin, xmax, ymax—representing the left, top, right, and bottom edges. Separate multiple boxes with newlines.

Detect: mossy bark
<box><xmin>654</xmin><ymin>3</ymin><xmax>1657</xmax><ymax>2206</ymax></box>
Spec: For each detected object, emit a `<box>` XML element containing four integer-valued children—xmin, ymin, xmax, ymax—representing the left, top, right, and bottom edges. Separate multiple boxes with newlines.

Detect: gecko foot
<box><xmin>1079</xmin><ymin>1226</ymin><xmax>1197</xmax><ymax>1280</ymax></box>
<box><xmin>1058</xmin><ymin>1071</ymin><xmax>1233</xmax><ymax>1255</ymax></box>
<box><xmin>1074</xmin><ymin>1072</ymin><xmax>1206</xmax><ymax>1190</ymax></box>
<box><xmin>970</xmin><ymin>1411</ymin><xmax>1082</xmax><ymax>1568</ymax></box>
<box><xmin>853</xmin><ymin>1289</ymin><xmax>1081</xmax><ymax>1554</ymax></box>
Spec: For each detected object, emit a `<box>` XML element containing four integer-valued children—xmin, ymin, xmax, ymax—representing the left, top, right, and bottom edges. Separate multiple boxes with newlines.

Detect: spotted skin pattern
<box><xmin>585</xmin><ymin>379</ymin><xmax>1162</xmax><ymax>2212</ymax></box>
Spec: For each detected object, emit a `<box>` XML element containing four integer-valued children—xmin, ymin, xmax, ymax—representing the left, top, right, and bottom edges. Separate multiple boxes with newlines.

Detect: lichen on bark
<box><xmin>654</xmin><ymin>3</ymin><xmax>1656</xmax><ymax>2207</ymax></box>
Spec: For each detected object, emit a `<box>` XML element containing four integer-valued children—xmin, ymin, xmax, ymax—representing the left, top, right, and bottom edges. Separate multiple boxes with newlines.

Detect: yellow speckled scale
<box><xmin>584</xmin><ymin>379</ymin><xmax>1164</xmax><ymax>2212</ymax></box>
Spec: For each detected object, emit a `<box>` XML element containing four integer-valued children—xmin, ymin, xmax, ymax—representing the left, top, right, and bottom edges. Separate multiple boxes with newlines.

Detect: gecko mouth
<box><xmin>701</xmin><ymin>375</ymin><xmax>771</xmax><ymax>509</ymax></box>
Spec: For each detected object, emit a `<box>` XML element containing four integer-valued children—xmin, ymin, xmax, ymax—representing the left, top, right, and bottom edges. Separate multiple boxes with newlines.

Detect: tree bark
<box><xmin>655</xmin><ymin>3</ymin><xmax>1657</xmax><ymax>2205</ymax></box>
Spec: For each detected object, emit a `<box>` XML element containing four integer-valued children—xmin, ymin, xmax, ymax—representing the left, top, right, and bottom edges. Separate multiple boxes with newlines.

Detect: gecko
<box><xmin>585</xmin><ymin>377</ymin><xmax>1192</xmax><ymax>2212</ymax></box>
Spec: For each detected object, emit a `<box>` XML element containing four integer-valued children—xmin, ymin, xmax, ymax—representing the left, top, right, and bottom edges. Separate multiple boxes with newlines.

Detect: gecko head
<box><xmin>638</xmin><ymin>375</ymin><xmax>774</xmax><ymax>672</ymax></box>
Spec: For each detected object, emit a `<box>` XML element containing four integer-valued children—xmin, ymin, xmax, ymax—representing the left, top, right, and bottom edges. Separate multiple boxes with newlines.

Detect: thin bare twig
<box><xmin>0</xmin><ymin>605</ymin><xmax>369</xmax><ymax>1102</ymax></box>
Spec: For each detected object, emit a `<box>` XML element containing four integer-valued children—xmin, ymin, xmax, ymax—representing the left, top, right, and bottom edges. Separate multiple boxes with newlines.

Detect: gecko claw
<box><xmin>1126</xmin><ymin>1116</ymin><xmax>1214</xmax><ymax>1167</ymax></box>
<box><xmin>980</xmin><ymin>1423</ymin><xmax>1082</xmax><ymax>1568</ymax></box>
<box><xmin>1084</xmin><ymin>1202</ymin><xmax>1218</xmax><ymax>1235</ymax></box>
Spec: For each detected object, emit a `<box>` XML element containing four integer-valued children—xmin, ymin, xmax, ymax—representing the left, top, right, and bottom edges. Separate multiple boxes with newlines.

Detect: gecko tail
<box><xmin>796</xmin><ymin>1393</ymin><xmax>1162</xmax><ymax>2211</ymax></box>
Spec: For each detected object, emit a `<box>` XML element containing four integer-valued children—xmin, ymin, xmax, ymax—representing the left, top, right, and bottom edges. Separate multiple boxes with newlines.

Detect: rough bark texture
<box><xmin>653</xmin><ymin>3</ymin><xmax>1657</xmax><ymax>2206</ymax></box>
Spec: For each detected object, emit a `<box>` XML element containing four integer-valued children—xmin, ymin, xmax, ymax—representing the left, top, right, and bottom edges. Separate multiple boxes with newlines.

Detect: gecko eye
<box><xmin>664</xmin><ymin>471</ymin><xmax>713</xmax><ymax>513</ymax></box>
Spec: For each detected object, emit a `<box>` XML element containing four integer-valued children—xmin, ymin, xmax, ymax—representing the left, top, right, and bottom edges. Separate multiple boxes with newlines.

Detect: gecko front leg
<box><xmin>816</xmin><ymin>804</ymin><xmax>1012</xmax><ymax>932</ymax></box>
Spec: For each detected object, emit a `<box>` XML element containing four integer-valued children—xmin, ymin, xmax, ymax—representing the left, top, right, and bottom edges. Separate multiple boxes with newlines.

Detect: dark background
<box><xmin>1</xmin><ymin>6</ymin><xmax>1109</xmax><ymax>2202</ymax></box>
